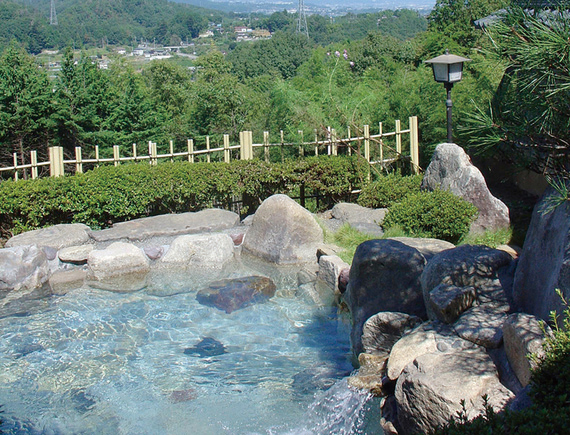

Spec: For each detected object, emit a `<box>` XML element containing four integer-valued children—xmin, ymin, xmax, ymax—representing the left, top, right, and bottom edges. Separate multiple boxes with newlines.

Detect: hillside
<box><xmin>0</xmin><ymin>0</ymin><xmax>217</xmax><ymax>53</ymax></box>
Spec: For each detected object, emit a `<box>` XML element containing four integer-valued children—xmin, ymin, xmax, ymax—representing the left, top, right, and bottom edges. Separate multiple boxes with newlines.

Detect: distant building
<box><xmin>252</xmin><ymin>29</ymin><xmax>271</xmax><ymax>39</ymax></box>
<box><xmin>199</xmin><ymin>30</ymin><xmax>214</xmax><ymax>38</ymax></box>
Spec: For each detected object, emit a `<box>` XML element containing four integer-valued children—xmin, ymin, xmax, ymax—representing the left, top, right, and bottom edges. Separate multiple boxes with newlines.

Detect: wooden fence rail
<box><xmin>0</xmin><ymin>117</ymin><xmax>419</xmax><ymax>181</ymax></box>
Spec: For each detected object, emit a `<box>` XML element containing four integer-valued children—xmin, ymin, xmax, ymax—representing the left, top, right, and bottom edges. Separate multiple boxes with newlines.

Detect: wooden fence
<box><xmin>0</xmin><ymin>117</ymin><xmax>419</xmax><ymax>181</ymax></box>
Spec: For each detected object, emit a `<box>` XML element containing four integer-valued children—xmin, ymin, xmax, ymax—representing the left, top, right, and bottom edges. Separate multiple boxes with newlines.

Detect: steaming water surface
<box><xmin>0</xmin><ymin>267</ymin><xmax>381</xmax><ymax>434</ymax></box>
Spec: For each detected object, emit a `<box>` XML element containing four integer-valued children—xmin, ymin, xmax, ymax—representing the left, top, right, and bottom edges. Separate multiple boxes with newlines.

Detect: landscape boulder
<box><xmin>428</xmin><ymin>284</ymin><xmax>476</xmax><ymax>324</ymax></box>
<box><xmin>344</xmin><ymin>239</ymin><xmax>427</xmax><ymax>356</ymax></box>
<box><xmin>421</xmin><ymin>244</ymin><xmax>513</xmax><ymax>319</ymax></box>
<box><xmin>361</xmin><ymin>312</ymin><xmax>423</xmax><ymax>358</ymax></box>
<box><xmin>388</xmin><ymin>237</ymin><xmax>454</xmax><ymax>262</ymax></box>
<box><xmin>159</xmin><ymin>233</ymin><xmax>235</xmax><ymax>268</ymax></box>
<box><xmin>503</xmin><ymin>312</ymin><xmax>551</xmax><ymax>387</ymax></box>
<box><xmin>330</xmin><ymin>202</ymin><xmax>386</xmax><ymax>236</ymax></box>
<box><xmin>242</xmin><ymin>194</ymin><xmax>324</xmax><ymax>264</ymax></box>
<box><xmin>386</xmin><ymin>322</ymin><xmax>477</xmax><ymax>381</ymax></box>
<box><xmin>5</xmin><ymin>223</ymin><xmax>91</xmax><ymax>250</ymax></box>
<box><xmin>453</xmin><ymin>304</ymin><xmax>508</xmax><ymax>349</ymax></box>
<box><xmin>58</xmin><ymin>245</ymin><xmax>94</xmax><ymax>264</ymax></box>
<box><xmin>89</xmin><ymin>209</ymin><xmax>240</xmax><ymax>242</ymax></box>
<box><xmin>196</xmin><ymin>275</ymin><xmax>277</xmax><ymax>314</ymax></box>
<box><xmin>317</xmin><ymin>255</ymin><xmax>350</xmax><ymax>293</ymax></box>
<box><xmin>0</xmin><ymin>246</ymin><xmax>49</xmax><ymax>292</ymax></box>
<box><xmin>421</xmin><ymin>143</ymin><xmax>510</xmax><ymax>233</ymax></box>
<box><xmin>512</xmin><ymin>185</ymin><xmax>570</xmax><ymax>321</ymax></box>
<box><xmin>395</xmin><ymin>348</ymin><xmax>514</xmax><ymax>435</ymax></box>
<box><xmin>87</xmin><ymin>242</ymin><xmax>150</xmax><ymax>291</ymax></box>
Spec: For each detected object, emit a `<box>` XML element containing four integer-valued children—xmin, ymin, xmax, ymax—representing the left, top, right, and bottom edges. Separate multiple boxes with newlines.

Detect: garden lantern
<box><xmin>425</xmin><ymin>49</ymin><xmax>471</xmax><ymax>143</ymax></box>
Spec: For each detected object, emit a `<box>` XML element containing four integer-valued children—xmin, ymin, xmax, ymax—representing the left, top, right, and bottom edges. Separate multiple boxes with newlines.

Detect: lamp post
<box><xmin>425</xmin><ymin>50</ymin><xmax>471</xmax><ymax>143</ymax></box>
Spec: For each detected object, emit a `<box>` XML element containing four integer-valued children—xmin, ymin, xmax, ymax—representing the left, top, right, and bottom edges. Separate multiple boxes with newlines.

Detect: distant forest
<box><xmin>0</xmin><ymin>0</ymin><xmax>426</xmax><ymax>53</ymax></box>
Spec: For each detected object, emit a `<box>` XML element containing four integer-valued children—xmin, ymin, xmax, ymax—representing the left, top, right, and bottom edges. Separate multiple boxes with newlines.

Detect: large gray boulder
<box><xmin>421</xmin><ymin>244</ymin><xmax>513</xmax><ymax>319</ymax></box>
<box><xmin>317</xmin><ymin>255</ymin><xmax>349</xmax><ymax>293</ymax></box>
<box><xmin>0</xmin><ymin>246</ymin><xmax>49</xmax><ymax>291</ymax></box>
<box><xmin>87</xmin><ymin>242</ymin><xmax>150</xmax><ymax>291</ymax></box>
<box><xmin>5</xmin><ymin>223</ymin><xmax>91</xmax><ymax>250</ymax></box>
<box><xmin>421</xmin><ymin>143</ymin><xmax>510</xmax><ymax>233</ymax></box>
<box><xmin>503</xmin><ymin>313</ymin><xmax>551</xmax><ymax>387</ymax></box>
<box><xmin>159</xmin><ymin>233</ymin><xmax>235</xmax><ymax>268</ymax></box>
<box><xmin>388</xmin><ymin>237</ymin><xmax>455</xmax><ymax>261</ymax></box>
<box><xmin>331</xmin><ymin>202</ymin><xmax>386</xmax><ymax>236</ymax></box>
<box><xmin>513</xmin><ymin>186</ymin><xmax>570</xmax><ymax>321</ymax></box>
<box><xmin>386</xmin><ymin>322</ymin><xmax>477</xmax><ymax>381</ymax></box>
<box><xmin>344</xmin><ymin>239</ymin><xmax>427</xmax><ymax>356</ymax></box>
<box><xmin>242</xmin><ymin>194</ymin><xmax>324</xmax><ymax>264</ymax></box>
<box><xmin>89</xmin><ymin>209</ymin><xmax>240</xmax><ymax>242</ymax></box>
<box><xmin>395</xmin><ymin>348</ymin><xmax>514</xmax><ymax>435</ymax></box>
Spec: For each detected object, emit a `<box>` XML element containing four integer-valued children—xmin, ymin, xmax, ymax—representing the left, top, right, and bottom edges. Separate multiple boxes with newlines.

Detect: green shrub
<box><xmin>382</xmin><ymin>189</ymin><xmax>478</xmax><ymax>243</ymax></box>
<box><xmin>459</xmin><ymin>227</ymin><xmax>513</xmax><ymax>248</ymax></box>
<box><xmin>0</xmin><ymin>156</ymin><xmax>368</xmax><ymax>238</ymax></box>
<box><xmin>357</xmin><ymin>173</ymin><xmax>422</xmax><ymax>208</ymax></box>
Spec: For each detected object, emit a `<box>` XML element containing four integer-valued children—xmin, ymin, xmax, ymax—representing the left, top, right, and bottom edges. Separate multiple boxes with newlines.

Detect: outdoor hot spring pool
<box><xmin>0</xmin><ymin>263</ymin><xmax>382</xmax><ymax>435</ymax></box>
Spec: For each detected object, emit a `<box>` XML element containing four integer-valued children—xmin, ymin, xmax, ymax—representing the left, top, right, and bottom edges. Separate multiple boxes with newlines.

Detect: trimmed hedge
<box><xmin>0</xmin><ymin>156</ymin><xmax>368</xmax><ymax>238</ymax></box>
<box><xmin>357</xmin><ymin>173</ymin><xmax>423</xmax><ymax>208</ymax></box>
<box><xmin>382</xmin><ymin>189</ymin><xmax>478</xmax><ymax>243</ymax></box>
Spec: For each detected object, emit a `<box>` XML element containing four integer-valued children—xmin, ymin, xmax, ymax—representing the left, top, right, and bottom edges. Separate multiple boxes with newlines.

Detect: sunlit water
<box><xmin>0</xmin><ymin>264</ymin><xmax>382</xmax><ymax>435</ymax></box>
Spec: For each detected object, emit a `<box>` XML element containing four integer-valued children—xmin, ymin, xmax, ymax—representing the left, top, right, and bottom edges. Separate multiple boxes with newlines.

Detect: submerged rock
<box><xmin>184</xmin><ymin>337</ymin><xmax>226</xmax><ymax>357</ymax></box>
<box><xmin>196</xmin><ymin>275</ymin><xmax>277</xmax><ymax>314</ymax></box>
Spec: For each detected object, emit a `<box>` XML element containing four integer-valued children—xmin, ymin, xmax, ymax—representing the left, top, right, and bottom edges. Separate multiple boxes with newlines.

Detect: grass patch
<box><xmin>459</xmin><ymin>227</ymin><xmax>513</xmax><ymax>248</ymax></box>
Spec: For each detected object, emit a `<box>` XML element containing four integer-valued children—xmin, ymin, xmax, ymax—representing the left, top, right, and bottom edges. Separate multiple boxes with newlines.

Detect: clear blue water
<box><xmin>0</xmin><ymin>265</ymin><xmax>381</xmax><ymax>435</ymax></box>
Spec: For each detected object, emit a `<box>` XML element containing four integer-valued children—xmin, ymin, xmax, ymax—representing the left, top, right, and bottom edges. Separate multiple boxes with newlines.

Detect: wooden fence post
<box><xmin>331</xmin><ymin>129</ymin><xmax>338</xmax><ymax>156</ymax></box>
<box><xmin>298</xmin><ymin>130</ymin><xmax>304</xmax><ymax>157</ymax></box>
<box><xmin>280</xmin><ymin>130</ymin><xmax>284</xmax><ymax>163</ymax></box>
<box><xmin>132</xmin><ymin>143</ymin><xmax>138</xmax><ymax>161</ymax></box>
<box><xmin>13</xmin><ymin>153</ymin><xmax>18</xmax><ymax>181</ymax></box>
<box><xmin>379</xmin><ymin>122</ymin><xmax>384</xmax><ymax>165</ymax></box>
<box><xmin>395</xmin><ymin>119</ymin><xmax>402</xmax><ymax>155</ymax></box>
<box><xmin>75</xmin><ymin>147</ymin><xmax>83</xmax><ymax>173</ymax></box>
<box><xmin>347</xmin><ymin>126</ymin><xmax>352</xmax><ymax>155</ymax></box>
<box><xmin>327</xmin><ymin>127</ymin><xmax>331</xmax><ymax>155</ymax></box>
<box><xmin>248</xmin><ymin>131</ymin><xmax>253</xmax><ymax>160</ymax></box>
<box><xmin>314</xmin><ymin>129</ymin><xmax>318</xmax><ymax>156</ymax></box>
<box><xmin>169</xmin><ymin>140</ymin><xmax>174</xmax><ymax>162</ymax></box>
<box><xmin>188</xmin><ymin>139</ymin><xmax>194</xmax><ymax>163</ymax></box>
<box><xmin>263</xmin><ymin>131</ymin><xmax>270</xmax><ymax>162</ymax></box>
<box><xmin>95</xmin><ymin>145</ymin><xmax>100</xmax><ymax>167</ymax></box>
<box><xmin>31</xmin><ymin>151</ymin><xmax>38</xmax><ymax>179</ymax></box>
<box><xmin>206</xmin><ymin>136</ymin><xmax>211</xmax><ymax>163</ymax></box>
<box><xmin>364</xmin><ymin>125</ymin><xmax>371</xmax><ymax>181</ymax></box>
<box><xmin>113</xmin><ymin>145</ymin><xmax>120</xmax><ymax>166</ymax></box>
<box><xmin>224</xmin><ymin>134</ymin><xmax>230</xmax><ymax>163</ymax></box>
<box><xmin>49</xmin><ymin>146</ymin><xmax>64</xmax><ymax>177</ymax></box>
<box><xmin>409</xmin><ymin>116</ymin><xmax>419</xmax><ymax>174</ymax></box>
<box><xmin>240</xmin><ymin>131</ymin><xmax>245</xmax><ymax>160</ymax></box>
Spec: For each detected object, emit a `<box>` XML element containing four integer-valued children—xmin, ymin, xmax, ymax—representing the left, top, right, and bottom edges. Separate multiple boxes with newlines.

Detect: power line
<box><xmin>297</xmin><ymin>0</ymin><xmax>309</xmax><ymax>38</ymax></box>
<box><xmin>50</xmin><ymin>0</ymin><xmax>58</xmax><ymax>26</ymax></box>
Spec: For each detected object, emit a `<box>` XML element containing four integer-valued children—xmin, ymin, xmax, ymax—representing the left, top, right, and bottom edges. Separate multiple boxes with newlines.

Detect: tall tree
<box><xmin>0</xmin><ymin>42</ymin><xmax>55</xmax><ymax>167</ymax></box>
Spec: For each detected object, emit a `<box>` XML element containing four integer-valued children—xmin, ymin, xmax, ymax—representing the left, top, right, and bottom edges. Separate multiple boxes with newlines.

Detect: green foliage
<box><xmin>382</xmin><ymin>189</ymin><xmax>478</xmax><ymax>243</ymax></box>
<box><xmin>357</xmin><ymin>174</ymin><xmax>422</xmax><ymax>208</ymax></box>
<box><xmin>0</xmin><ymin>156</ymin><xmax>367</xmax><ymax>238</ymax></box>
<box><xmin>460</xmin><ymin>6</ymin><xmax>570</xmax><ymax>176</ymax></box>
<box><xmin>459</xmin><ymin>226</ymin><xmax>512</xmax><ymax>248</ymax></box>
<box><xmin>329</xmin><ymin>223</ymin><xmax>378</xmax><ymax>264</ymax></box>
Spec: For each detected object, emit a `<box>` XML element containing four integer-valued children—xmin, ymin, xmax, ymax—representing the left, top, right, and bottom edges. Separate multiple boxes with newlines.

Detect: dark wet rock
<box><xmin>196</xmin><ymin>275</ymin><xmax>277</xmax><ymax>314</ymax></box>
<box><xmin>453</xmin><ymin>305</ymin><xmax>508</xmax><ymax>349</ymax></box>
<box><xmin>14</xmin><ymin>343</ymin><xmax>44</xmax><ymax>359</ymax></box>
<box><xmin>184</xmin><ymin>337</ymin><xmax>226</xmax><ymax>357</ymax></box>
<box><xmin>338</xmin><ymin>268</ymin><xmax>350</xmax><ymax>294</ymax></box>
<box><xmin>420</xmin><ymin>244</ymin><xmax>513</xmax><ymax>320</ymax></box>
<box><xmin>429</xmin><ymin>284</ymin><xmax>476</xmax><ymax>324</ymax></box>
<box><xmin>344</xmin><ymin>239</ymin><xmax>427</xmax><ymax>357</ymax></box>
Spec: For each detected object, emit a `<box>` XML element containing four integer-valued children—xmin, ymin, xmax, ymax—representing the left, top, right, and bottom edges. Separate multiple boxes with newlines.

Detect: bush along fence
<box><xmin>0</xmin><ymin>117</ymin><xmax>419</xmax><ymax>181</ymax></box>
<box><xmin>0</xmin><ymin>156</ymin><xmax>371</xmax><ymax>238</ymax></box>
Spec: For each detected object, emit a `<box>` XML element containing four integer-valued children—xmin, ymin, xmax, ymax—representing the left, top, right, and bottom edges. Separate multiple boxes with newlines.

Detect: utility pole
<box><xmin>50</xmin><ymin>0</ymin><xmax>58</xmax><ymax>26</ymax></box>
<box><xmin>297</xmin><ymin>0</ymin><xmax>309</xmax><ymax>38</ymax></box>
